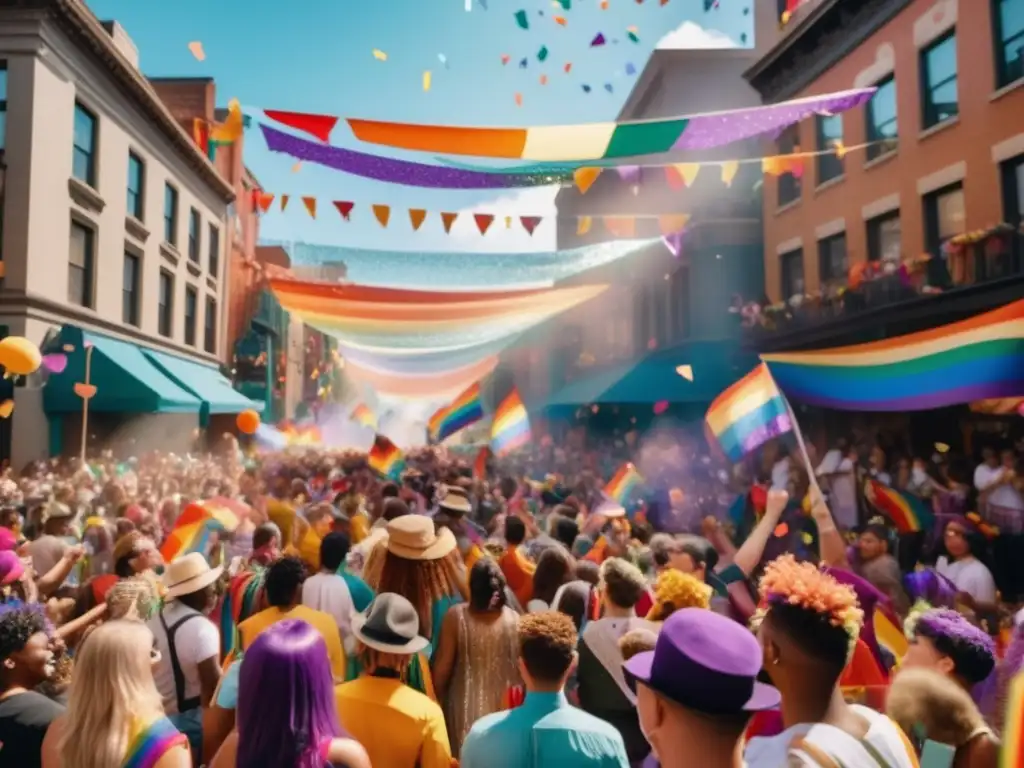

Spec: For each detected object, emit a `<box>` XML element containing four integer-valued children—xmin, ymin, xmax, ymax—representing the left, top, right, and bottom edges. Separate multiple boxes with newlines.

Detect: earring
<box><xmin>772</xmin><ymin>658</ymin><xmax>780</xmax><ymax>666</ymax></box>
<box><xmin>3</xmin><ymin>659</ymin><xmax>14</xmax><ymax>670</ymax></box>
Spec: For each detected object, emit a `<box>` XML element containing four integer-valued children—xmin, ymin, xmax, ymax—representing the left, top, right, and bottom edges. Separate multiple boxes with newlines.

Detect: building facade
<box><xmin>0</xmin><ymin>0</ymin><xmax>255</xmax><ymax>466</ymax></box>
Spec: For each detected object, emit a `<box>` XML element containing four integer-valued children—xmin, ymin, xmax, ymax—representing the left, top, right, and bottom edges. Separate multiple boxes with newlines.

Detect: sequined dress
<box><xmin>445</xmin><ymin>603</ymin><xmax>521</xmax><ymax>757</ymax></box>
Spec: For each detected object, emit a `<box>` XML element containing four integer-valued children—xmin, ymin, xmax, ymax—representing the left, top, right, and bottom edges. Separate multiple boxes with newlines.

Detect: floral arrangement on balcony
<box><xmin>942</xmin><ymin>222</ymin><xmax>1020</xmax><ymax>253</ymax></box>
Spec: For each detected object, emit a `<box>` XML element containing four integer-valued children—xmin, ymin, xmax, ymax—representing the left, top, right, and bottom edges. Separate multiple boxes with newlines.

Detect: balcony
<box><xmin>250</xmin><ymin>289</ymin><xmax>288</xmax><ymax>336</ymax></box>
<box><xmin>741</xmin><ymin>225</ymin><xmax>1024</xmax><ymax>348</ymax></box>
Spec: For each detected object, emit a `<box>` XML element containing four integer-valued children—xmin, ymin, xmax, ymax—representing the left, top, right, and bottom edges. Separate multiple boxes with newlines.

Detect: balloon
<box><xmin>0</xmin><ymin>337</ymin><xmax>42</xmax><ymax>376</ymax></box>
<box><xmin>236</xmin><ymin>409</ymin><xmax>261</xmax><ymax>435</ymax></box>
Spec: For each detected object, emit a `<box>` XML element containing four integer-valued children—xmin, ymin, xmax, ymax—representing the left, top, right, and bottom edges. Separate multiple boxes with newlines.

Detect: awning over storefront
<box><xmin>143</xmin><ymin>350</ymin><xmax>261</xmax><ymax>416</ymax></box>
<box><xmin>43</xmin><ymin>328</ymin><xmax>201</xmax><ymax>414</ymax></box>
<box><xmin>543</xmin><ymin>340</ymin><xmax>757</xmax><ymax>407</ymax></box>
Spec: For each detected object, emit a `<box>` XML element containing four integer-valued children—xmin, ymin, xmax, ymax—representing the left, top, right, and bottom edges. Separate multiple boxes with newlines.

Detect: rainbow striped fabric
<box><xmin>350</xmin><ymin>403</ymin><xmax>377</xmax><ymax>430</ymax></box>
<box><xmin>339</xmin><ymin>88</ymin><xmax>875</xmax><ymax>161</ymax></box>
<box><xmin>160</xmin><ymin>501</ymin><xmax>240</xmax><ymax>562</ymax></box>
<box><xmin>368</xmin><ymin>435</ymin><xmax>405</xmax><ymax>480</ymax></box>
<box><xmin>491</xmin><ymin>388</ymin><xmax>531</xmax><ymax>456</ymax></box>
<box><xmin>122</xmin><ymin>716</ymin><xmax>188</xmax><ymax>768</ymax></box>
<box><xmin>605</xmin><ymin>463</ymin><xmax>643</xmax><ymax>505</ymax></box>
<box><xmin>1003</xmin><ymin>669</ymin><xmax>1024</xmax><ymax>768</ymax></box>
<box><xmin>429</xmin><ymin>382</ymin><xmax>484</xmax><ymax>442</ymax></box>
<box><xmin>762</xmin><ymin>299</ymin><xmax>1024</xmax><ymax>411</ymax></box>
<box><xmin>872</xmin><ymin>606</ymin><xmax>908</xmax><ymax>662</ymax></box>
<box><xmin>863</xmin><ymin>479</ymin><xmax>935</xmax><ymax>534</ymax></box>
<box><xmin>705</xmin><ymin>363</ymin><xmax>793</xmax><ymax>463</ymax></box>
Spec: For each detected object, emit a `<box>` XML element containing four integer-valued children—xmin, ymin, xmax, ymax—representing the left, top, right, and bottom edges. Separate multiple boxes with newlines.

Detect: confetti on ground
<box><xmin>537</xmin><ymin>45</ymin><xmax>549</xmax><ymax>61</ymax></box>
<box><xmin>0</xmin><ymin>400</ymin><xmax>12</xmax><ymax>419</ymax></box>
<box><xmin>625</xmin><ymin>62</ymin><xmax>637</xmax><ymax>75</ymax></box>
<box><xmin>514</xmin><ymin>9</ymin><xmax>529</xmax><ymax>28</ymax></box>
<box><xmin>514</xmin><ymin>92</ymin><xmax>523</xmax><ymax>106</ymax></box>
<box><xmin>187</xmin><ymin>41</ymin><xmax>206</xmax><ymax>61</ymax></box>
<box><xmin>564</xmin><ymin>62</ymin><xmax>572</xmax><ymax>73</ymax></box>
<box><xmin>591</xmin><ymin>32</ymin><xmax>606</xmax><ymax>46</ymax></box>
<box><xmin>372</xmin><ymin>49</ymin><xmax>388</xmax><ymax>60</ymax></box>
<box><xmin>554</xmin><ymin>15</ymin><xmax>567</xmax><ymax>25</ymax></box>
<box><xmin>501</xmin><ymin>53</ymin><xmax>511</xmax><ymax>64</ymax></box>
<box><xmin>423</xmin><ymin>71</ymin><xmax>432</xmax><ymax>91</ymax></box>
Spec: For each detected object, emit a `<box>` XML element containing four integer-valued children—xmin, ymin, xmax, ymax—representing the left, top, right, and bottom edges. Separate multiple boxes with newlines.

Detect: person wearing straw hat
<box><xmin>148</xmin><ymin>552</ymin><xmax>223</xmax><ymax>762</ymax></box>
<box><xmin>335</xmin><ymin>593</ymin><xmax>454</xmax><ymax>768</ymax></box>
<box><xmin>433</xmin><ymin>485</ymin><xmax>486</xmax><ymax>572</ymax></box>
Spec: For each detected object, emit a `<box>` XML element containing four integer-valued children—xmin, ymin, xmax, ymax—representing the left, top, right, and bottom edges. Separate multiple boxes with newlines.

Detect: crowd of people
<box><xmin>0</xmin><ymin>425</ymin><xmax>1020</xmax><ymax>767</ymax></box>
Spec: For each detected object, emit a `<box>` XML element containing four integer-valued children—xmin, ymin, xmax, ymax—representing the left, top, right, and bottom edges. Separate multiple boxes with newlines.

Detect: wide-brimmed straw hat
<box><xmin>162</xmin><ymin>552</ymin><xmax>223</xmax><ymax>599</ymax></box>
<box><xmin>437</xmin><ymin>485</ymin><xmax>472</xmax><ymax>516</ymax></box>
<box><xmin>351</xmin><ymin>592</ymin><xmax>429</xmax><ymax>654</ymax></box>
<box><xmin>386</xmin><ymin>515</ymin><xmax>456</xmax><ymax>561</ymax></box>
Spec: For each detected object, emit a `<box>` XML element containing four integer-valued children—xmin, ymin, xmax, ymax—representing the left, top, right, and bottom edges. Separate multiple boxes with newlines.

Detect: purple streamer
<box><xmin>260</xmin><ymin>124</ymin><xmax>566</xmax><ymax>189</ymax></box>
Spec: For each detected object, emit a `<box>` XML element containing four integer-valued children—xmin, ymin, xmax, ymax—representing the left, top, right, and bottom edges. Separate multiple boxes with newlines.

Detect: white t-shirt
<box><xmin>148</xmin><ymin>600</ymin><xmax>220</xmax><ymax>714</ymax></box>
<box><xmin>744</xmin><ymin>705</ymin><xmax>916</xmax><ymax>767</ymax></box>
<box><xmin>301</xmin><ymin>572</ymin><xmax>355</xmax><ymax>642</ymax></box>
<box><xmin>936</xmin><ymin>555</ymin><xmax>997</xmax><ymax>604</ymax></box>
<box><xmin>974</xmin><ymin>463</ymin><xmax>1024</xmax><ymax>510</ymax></box>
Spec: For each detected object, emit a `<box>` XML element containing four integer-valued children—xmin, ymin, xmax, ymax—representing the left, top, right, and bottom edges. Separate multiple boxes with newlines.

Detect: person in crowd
<box><xmin>848</xmin><ymin>517</ymin><xmax>910</xmax><ymax>616</ymax></box>
<box><xmin>577</xmin><ymin>558</ymin><xmax>660</xmax><ymax>765</ymax></box>
<box><xmin>902</xmin><ymin>607</ymin><xmax>996</xmax><ymax>693</ymax></box>
<box><xmin>148</xmin><ymin>552</ymin><xmax>223</xmax><ymax>762</ymax></box>
<box><xmin>335</xmin><ymin>593</ymin><xmax>453</xmax><ymax>768</ymax></box>
<box><xmin>299</xmin><ymin>502</ymin><xmax>339</xmax><ymax>571</ymax></box>
<box><xmin>42</xmin><ymin>620</ymin><xmax>191</xmax><ymax>768</ymax></box>
<box><xmin>433</xmin><ymin>485</ymin><xmax>485</xmax><ymax>572</ymax></box>
<box><xmin>27</xmin><ymin>503</ymin><xmax>76</xmax><ymax>585</ymax></box>
<box><xmin>302</xmin><ymin>532</ymin><xmax>356</xmax><ymax>643</ymax></box>
<box><xmin>237</xmin><ymin>556</ymin><xmax>346</xmax><ymax>680</ymax></box>
<box><xmin>331</xmin><ymin>533</ymin><xmax>375</xmax><ymax>614</ymax></box>
<box><xmin>0</xmin><ymin>603</ymin><xmax>63</xmax><ymax>768</ymax></box>
<box><xmin>816</xmin><ymin>438</ymin><xmax>858</xmax><ymax>531</ymax></box>
<box><xmin>461</xmin><ymin>611</ymin><xmax>630</xmax><ymax>767</ymax></box>
<box><xmin>432</xmin><ymin>558</ymin><xmax>521</xmax><ymax>756</ymax></box>
<box><xmin>935</xmin><ymin>516</ymin><xmax>998</xmax><ymax>608</ymax></box>
<box><xmin>210</xmin><ymin>619</ymin><xmax>370</xmax><ymax>768</ymax></box>
<box><xmin>248</xmin><ymin>522</ymin><xmax>283</xmax><ymax>567</ymax></box>
<box><xmin>551</xmin><ymin>580</ymin><xmax>595</xmax><ymax>633</ymax></box>
<box><xmin>743</xmin><ymin>555</ymin><xmax>918</xmax><ymax>767</ymax></box>
<box><xmin>528</xmin><ymin>546</ymin><xmax>576</xmax><ymax>612</ymax></box>
<box><xmin>645</xmin><ymin>568</ymin><xmax>712</xmax><ymax>622</ymax></box>
<box><xmin>499</xmin><ymin>515</ymin><xmax>536</xmax><ymax>607</ymax></box>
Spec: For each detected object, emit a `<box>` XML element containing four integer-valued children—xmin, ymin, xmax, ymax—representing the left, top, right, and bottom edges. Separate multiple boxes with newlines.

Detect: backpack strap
<box><xmin>159</xmin><ymin>610</ymin><xmax>203</xmax><ymax>714</ymax></box>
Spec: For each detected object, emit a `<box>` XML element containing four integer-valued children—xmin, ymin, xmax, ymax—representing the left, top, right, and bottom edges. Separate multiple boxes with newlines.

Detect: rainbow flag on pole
<box><xmin>605</xmin><ymin>463</ymin><xmax>643</xmax><ymax>505</ymax></box>
<box><xmin>872</xmin><ymin>606</ymin><xmax>909</xmax><ymax>662</ymax></box>
<box><xmin>368</xmin><ymin>435</ymin><xmax>405</xmax><ymax>480</ymax></box>
<box><xmin>160</xmin><ymin>501</ymin><xmax>240</xmax><ymax>562</ymax></box>
<box><xmin>491</xmin><ymin>388</ymin><xmax>531</xmax><ymax>456</ymax></box>
<box><xmin>1002</xmin><ymin>669</ymin><xmax>1024</xmax><ymax>768</ymax></box>
<box><xmin>431</xmin><ymin>382</ymin><xmax>484</xmax><ymax>443</ymax></box>
<box><xmin>350</xmin><ymin>403</ymin><xmax>377</xmax><ymax>430</ymax></box>
<box><xmin>863</xmin><ymin>479</ymin><xmax>935</xmax><ymax>533</ymax></box>
<box><xmin>705</xmin><ymin>363</ymin><xmax>793</xmax><ymax>463</ymax></box>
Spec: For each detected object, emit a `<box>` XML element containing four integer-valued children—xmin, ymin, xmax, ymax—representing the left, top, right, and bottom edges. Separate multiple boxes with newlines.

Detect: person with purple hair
<box><xmin>208</xmin><ymin>619</ymin><xmax>370</xmax><ymax>768</ymax></box>
<box><xmin>902</xmin><ymin>608</ymin><xmax>997</xmax><ymax>692</ymax></box>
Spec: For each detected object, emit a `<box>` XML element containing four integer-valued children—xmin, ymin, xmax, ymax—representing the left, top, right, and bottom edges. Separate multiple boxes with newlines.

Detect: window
<box><xmin>1001</xmin><ymin>155</ymin><xmax>1024</xmax><ymax>222</ymax></box>
<box><xmin>204</xmin><ymin>298</ymin><xmax>217</xmax><ymax>354</ymax></box>
<box><xmin>924</xmin><ymin>184</ymin><xmax>965</xmax><ymax>256</ymax></box>
<box><xmin>188</xmin><ymin>208</ymin><xmax>200</xmax><ymax>263</ymax></box>
<box><xmin>921</xmin><ymin>32</ymin><xmax>959</xmax><ymax>128</ymax></box>
<box><xmin>815</xmin><ymin>113</ymin><xmax>844</xmax><ymax>184</ymax></box>
<box><xmin>126</xmin><ymin>152</ymin><xmax>144</xmax><ymax>220</ymax></box>
<box><xmin>122</xmin><ymin>252</ymin><xmax>140</xmax><ymax>326</ymax></box>
<box><xmin>184</xmin><ymin>286</ymin><xmax>197</xmax><ymax>346</ymax></box>
<box><xmin>865</xmin><ymin>76</ymin><xmax>898</xmax><ymax>161</ymax></box>
<box><xmin>206</xmin><ymin>225</ymin><xmax>220</xmax><ymax>278</ymax></box>
<box><xmin>780</xmin><ymin>248</ymin><xmax>805</xmax><ymax>300</ymax></box>
<box><xmin>777</xmin><ymin>125</ymin><xmax>802</xmax><ymax>207</ymax></box>
<box><xmin>158</xmin><ymin>271</ymin><xmax>174</xmax><ymax>337</ymax></box>
<box><xmin>164</xmin><ymin>184</ymin><xmax>178</xmax><ymax>246</ymax></box>
<box><xmin>0</xmin><ymin>62</ymin><xmax>7</xmax><ymax>150</ymax></box>
<box><xmin>994</xmin><ymin>0</ymin><xmax>1024</xmax><ymax>88</ymax></box>
<box><xmin>72</xmin><ymin>102</ymin><xmax>97</xmax><ymax>186</ymax></box>
<box><xmin>867</xmin><ymin>212</ymin><xmax>902</xmax><ymax>267</ymax></box>
<box><xmin>818</xmin><ymin>233</ymin><xmax>848</xmax><ymax>292</ymax></box>
<box><xmin>68</xmin><ymin>222</ymin><xmax>95</xmax><ymax>308</ymax></box>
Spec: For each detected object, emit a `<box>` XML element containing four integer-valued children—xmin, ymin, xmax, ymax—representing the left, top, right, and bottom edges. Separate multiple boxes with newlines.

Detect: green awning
<box><xmin>43</xmin><ymin>327</ymin><xmax>201</xmax><ymax>414</ymax></box>
<box><xmin>143</xmin><ymin>349</ymin><xmax>260</xmax><ymax>415</ymax></box>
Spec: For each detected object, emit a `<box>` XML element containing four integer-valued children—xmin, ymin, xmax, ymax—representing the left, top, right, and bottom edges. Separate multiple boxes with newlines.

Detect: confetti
<box><xmin>538</xmin><ymin>45</ymin><xmax>549</xmax><ymax>61</ymax></box>
<box><xmin>539</xmin><ymin>74</ymin><xmax>548</xmax><ymax>85</ymax></box>
<box><xmin>514</xmin><ymin>9</ymin><xmax>530</xmax><ymax>29</ymax></box>
<box><xmin>590</xmin><ymin>32</ymin><xmax>606</xmax><ymax>46</ymax></box>
<box><xmin>773</xmin><ymin>523</ymin><xmax>789</xmax><ymax>538</ymax></box>
<box><xmin>514</xmin><ymin>92</ymin><xmax>523</xmax><ymax>106</ymax></box>
<box><xmin>0</xmin><ymin>400</ymin><xmax>12</xmax><ymax>419</ymax></box>
<box><xmin>187</xmin><ymin>41</ymin><xmax>206</xmax><ymax>61</ymax></box>
<box><xmin>935</xmin><ymin>442</ymin><xmax>950</xmax><ymax>453</ymax></box>
<box><xmin>600</xmin><ymin>0</ymin><xmax>609</xmax><ymax>7</ymax></box>
<box><xmin>582</xmin><ymin>84</ymin><xmax>591</xmax><ymax>93</ymax></box>
<box><xmin>438</xmin><ymin>53</ymin><xmax>449</xmax><ymax>68</ymax></box>
<box><xmin>519</xmin><ymin>57</ymin><xmax>528</xmax><ymax>68</ymax></box>
<box><xmin>555</xmin><ymin>0</ymin><xmax>571</xmax><ymax>7</ymax></box>
<box><xmin>625</xmin><ymin>62</ymin><xmax>637</xmax><ymax>75</ymax></box>
<box><xmin>675</xmin><ymin>365</ymin><xmax>693</xmax><ymax>381</ymax></box>
<box><xmin>653</xmin><ymin>400</ymin><xmax>669</xmax><ymax>415</ymax></box>
<box><xmin>604</xmin><ymin>83</ymin><xmax>613</xmax><ymax>93</ymax></box>
<box><xmin>626</xmin><ymin>26</ymin><xmax>640</xmax><ymax>43</ymax></box>
<box><xmin>564</xmin><ymin>61</ymin><xmax>572</xmax><ymax>73</ymax></box>
<box><xmin>423</xmin><ymin>70</ymin><xmax>432</xmax><ymax>91</ymax></box>
<box><xmin>291</xmin><ymin>162</ymin><xmax>302</xmax><ymax>173</ymax></box>
<box><xmin>62</xmin><ymin>344</ymin><xmax>75</xmax><ymax>352</ymax></box>
<box><xmin>501</xmin><ymin>53</ymin><xmax>511</xmax><ymax>64</ymax></box>
<box><xmin>41</xmin><ymin>354</ymin><xmax>67</xmax><ymax>373</ymax></box>
<box><xmin>372</xmin><ymin>49</ymin><xmax>388</xmax><ymax>61</ymax></box>
<box><xmin>801</xmin><ymin>532</ymin><xmax>814</xmax><ymax>545</ymax></box>
<box><xmin>554</xmin><ymin>15</ymin><xmax>567</xmax><ymax>25</ymax></box>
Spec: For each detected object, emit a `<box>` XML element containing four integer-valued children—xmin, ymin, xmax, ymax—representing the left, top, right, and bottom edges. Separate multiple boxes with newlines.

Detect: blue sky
<box><xmin>88</xmin><ymin>0</ymin><xmax>750</xmax><ymax>255</ymax></box>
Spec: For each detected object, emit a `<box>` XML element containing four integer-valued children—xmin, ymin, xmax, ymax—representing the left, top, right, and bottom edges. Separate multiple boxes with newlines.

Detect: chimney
<box><xmin>99</xmin><ymin>20</ymin><xmax>139</xmax><ymax>70</ymax></box>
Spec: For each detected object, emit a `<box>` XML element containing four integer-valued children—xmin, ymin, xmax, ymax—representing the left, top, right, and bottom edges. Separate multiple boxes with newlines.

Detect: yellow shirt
<box><xmin>335</xmin><ymin>675</ymin><xmax>453</xmax><ymax>768</ymax></box>
<box><xmin>238</xmin><ymin>605</ymin><xmax>346</xmax><ymax>681</ymax></box>
<box><xmin>298</xmin><ymin>527</ymin><xmax>323</xmax><ymax>571</ymax></box>
<box><xmin>350</xmin><ymin>513</ymin><xmax>370</xmax><ymax>545</ymax></box>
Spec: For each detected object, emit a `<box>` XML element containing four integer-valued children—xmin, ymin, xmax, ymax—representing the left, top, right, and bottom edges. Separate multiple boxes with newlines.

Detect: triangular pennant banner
<box><xmin>520</xmin><ymin>216</ymin><xmax>542</xmax><ymax>235</ymax></box>
<box><xmin>302</xmin><ymin>196</ymin><xmax>317</xmax><ymax>219</ymax></box>
<box><xmin>372</xmin><ymin>204</ymin><xmax>391</xmax><ymax>228</ymax></box>
<box><xmin>256</xmin><ymin>193</ymin><xmax>275</xmax><ymax>213</ymax></box>
<box><xmin>574</xmin><ymin>167</ymin><xmax>602</xmax><ymax>194</ymax></box>
<box><xmin>577</xmin><ymin>216</ymin><xmax>592</xmax><ymax>236</ymax></box>
<box><xmin>280</xmin><ymin>195</ymin><xmax>290</xmax><ymax>212</ymax></box>
<box><xmin>674</xmin><ymin>163</ymin><xmax>701</xmax><ymax>187</ymax></box>
<box><xmin>720</xmin><ymin>160</ymin><xmax>740</xmax><ymax>187</ymax></box>
<box><xmin>333</xmin><ymin>201</ymin><xmax>354</xmax><ymax>220</ymax></box>
<box><xmin>441</xmin><ymin>212</ymin><xmax>458</xmax><ymax>233</ymax></box>
<box><xmin>409</xmin><ymin>209</ymin><xmax>427</xmax><ymax>231</ymax></box>
<box><xmin>263</xmin><ymin>109</ymin><xmax>339</xmax><ymax>143</ymax></box>
<box><xmin>664</xmin><ymin>166</ymin><xmax>685</xmax><ymax>192</ymax></box>
<box><xmin>657</xmin><ymin>214</ymin><xmax>690</xmax><ymax>236</ymax></box>
<box><xmin>603</xmin><ymin>217</ymin><xmax>636</xmax><ymax>238</ymax></box>
<box><xmin>474</xmin><ymin>214</ymin><xmax>494</xmax><ymax>235</ymax></box>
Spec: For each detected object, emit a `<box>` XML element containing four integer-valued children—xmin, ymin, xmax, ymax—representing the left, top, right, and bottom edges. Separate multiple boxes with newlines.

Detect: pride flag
<box><xmin>432</xmin><ymin>382</ymin><xmax>485</xmax><ymax>443</ymax></box>
<box><xmin>761</xmin><ymin>299</ymin><xmax>1024</xmax><ymax>411</ymax></box>
<box><xmin>872</xmin><ymin>606</ymin><xmax>908</xmax><ymax>662</ymax></box>
<box><xmin>473</xmin><ymin>446</ymin><xmax>490</xmax><ymax>480</ymax></box>
<box><xmin>863</xmin><ymin>479</ymin><xmax>934</xmax><ymax>533</ymax></box>
<box><xmin>491</xmin><ymin>388</ymin><xmax>531</xmax><ymax>456</ymax></box>
<box><xmin>605</xmin><ymin>463</ymin><xmax>643</xmax><ymax>505</ymax></box>
<box><xmin>160</xmin><ymin>501</ymin><xmax>241</xmax><ymax>562</ymax></box>
<box><xmin>1003</xmin><ymin>669</ymin><xmax>1024</xmax><ymax>768</ymax></box>
<box><xmin>350</xmin><ymin>403</ymin><xmax>377</xmax><ymax>431</ymax></box>
<box><xmin>368</xmin><ymin>435</ymin><xmax>405</xmax><ymax>480</ymax></box>
<box><xmin>427</xmin><ymin>407</ymin><xmax>447</xmax><ymax>442</ymax></box>
<box><xmin>705</xmin><ymin>363</ymin><xmax>792</xmax><ymax>463</ymax></box>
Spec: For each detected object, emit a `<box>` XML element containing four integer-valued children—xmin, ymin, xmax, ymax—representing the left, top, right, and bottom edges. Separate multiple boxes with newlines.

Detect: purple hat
<box><xmin>624</xmin><ymin>608</ymin><xmax>779</xmax><ymax>715</ymax></box>
<box><xmin>0</xmin><ymin>551</ymin><xmax>25</xmax><ymax>586</ymax></box>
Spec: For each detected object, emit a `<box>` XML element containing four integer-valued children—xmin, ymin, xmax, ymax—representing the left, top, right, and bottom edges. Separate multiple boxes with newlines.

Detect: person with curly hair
<box><xmin>645</xmin><ymin>568</ymin><xmax>712</xmax><ymax>622</ymax></box>
<box><xmin>902</xmin><ymin>607</ymin><xmax>996</xmax><ymax>691</ymax></box>
<box><xmin>744</xmin><ymin>555</ymin><xmax>918</xmax><ymax>767</ymax></box>
<box><xmin>460</xmin><ymin>611</ymin><xmax>629</xmax><ymax>767</ymax></box>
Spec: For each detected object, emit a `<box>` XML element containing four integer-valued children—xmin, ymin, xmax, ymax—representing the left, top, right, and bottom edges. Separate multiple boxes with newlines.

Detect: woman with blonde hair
<box><xmin>41</xmin><ymin>620</ymin><xmax>191</xmax><ymax>768</ymax></box>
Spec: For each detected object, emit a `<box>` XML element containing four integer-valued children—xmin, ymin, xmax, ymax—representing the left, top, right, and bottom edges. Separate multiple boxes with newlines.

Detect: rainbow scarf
<box><xmin>122</xmin><ymin>717</ymin><xmax>187</xmax><ymax>768</ymax></box>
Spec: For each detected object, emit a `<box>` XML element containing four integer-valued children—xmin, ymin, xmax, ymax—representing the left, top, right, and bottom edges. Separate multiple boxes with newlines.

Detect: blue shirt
<box><xmin>460</xmin><ymin>692</ymin><xmax>629</xmax><ymax>768</ymax></box>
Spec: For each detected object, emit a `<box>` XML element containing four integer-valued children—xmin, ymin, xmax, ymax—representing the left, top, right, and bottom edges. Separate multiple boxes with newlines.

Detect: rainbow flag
<box><xmin>432</xmin><ymin>382</ymin><xmax>484</xmax><ymax>443</ymax></box>
<box><xmin>705</xmin><ymin>363</ymin><xmax>793</xmax><ymax>463</ymax></box>
<box><xmin>491</xmin><ymin>388</ymin><xmax>531</xmax><ymax>456</ymax></box>
<box><xmin>368</xmin><ymin>435</ymin><xmax>405</xmax><ymax>480</ymax></box>
<box><xmin>350</xmin><ymin>403</ymin><xmax>377</xmax><ymax>430</ymax></box>
<box><xmin>427</xmin><ymin>406</ymin><xmax>447</xmax><ymax>442</ymax></box>
<box><xmin>863</xmin><ymin>479</ymin><xmax>934</xmax><ymax>533</ymax></box>
<box><xmin>761</xmin><ymin>299</ymin><xmax>1024</xmax><ymax>411</ymax></box>
<box><xmin>605</xmin><ymin>463</ymin><xmax>643</xmax><ymax>505</ymax></box>
<box><xmin>872</xmin><ymin>606</ymin><xmax>908</xmax><ymax>662</ymax></box>
<box><xmin>1002</xmin><ymin>669</ymin><xmax>1024</xmax><ymax>768</ymax></box>
<box><xmin>473</xmin><ymin>446</ymin><xmax>490</xmax><ymax>480</ymax></box>
<box><xmin>160</xmin><ymin>501</ymin><xmax>240</xmax><ymax>562</ymax></box>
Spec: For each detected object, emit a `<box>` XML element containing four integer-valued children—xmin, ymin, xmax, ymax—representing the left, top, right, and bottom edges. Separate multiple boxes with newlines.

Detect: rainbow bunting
<box><xmin>368</xmin><ymin>435</ymin><xmax>405</xmax><ymax>480</ymax></box>
<box><xmin>863</xmin><ymin>479</ymin><xmax>935</xmax><ymax>534</ymax></box>
<box><xmin>433</xmin><ymin>382</ymin><xmax>484</xmax><ymax>443</ymax></box>
<box><xmin>762</xmin><ymin>299</ymin><xmax>1024</xmax><ymax>411</ymax></box>
<box><xmin>872</xmin><ymin>606</ymin><xmax>908</xmax><ymax>662</ymax></box>
<box><xmin>605</xmin><ymin>463</ymin><xmax>643</xmax><ymax>505</ymax></box>
<box><xmin>1002</xmin><ymin>669</ymin><xmax>1024</xmax><ymax>768</ymax></box>
<box><xmin>491</xmin><ymin>388</ymin><xmax>531</xmax><ymax>456</ymax></box>
<box><xmin>350</xmin><ymin>403</ymin><xmax>377</xmax><ymax>430</ymax></box>
<box><xmin>705</xmin><ymin>363</ymin><xmax>792</xmax><ymax>463</ymax></box>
